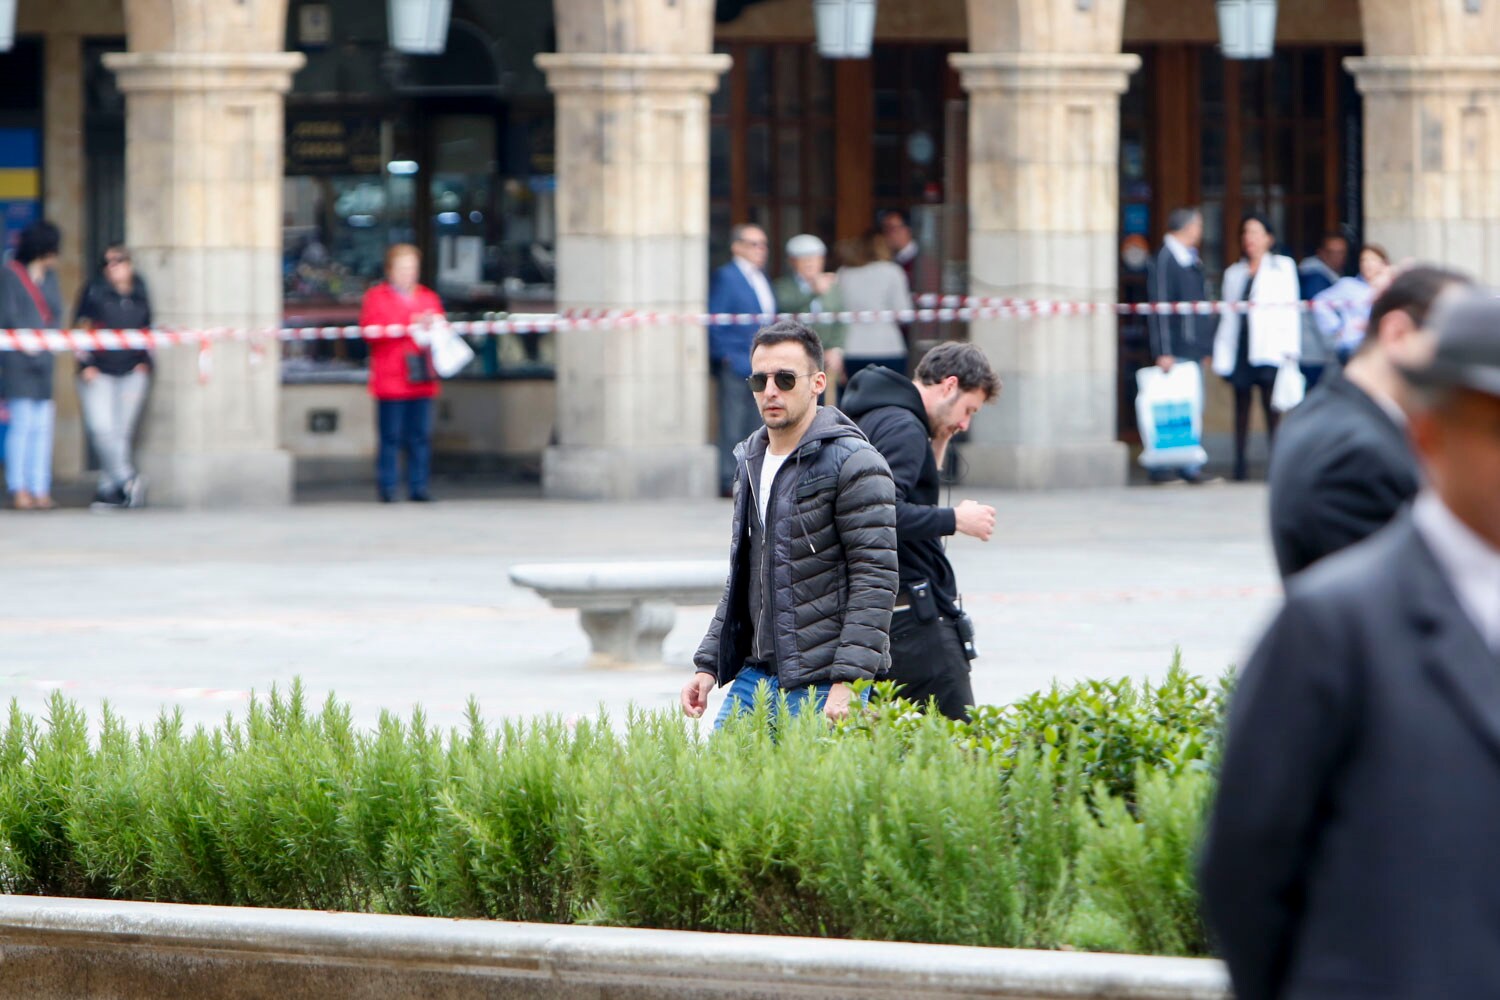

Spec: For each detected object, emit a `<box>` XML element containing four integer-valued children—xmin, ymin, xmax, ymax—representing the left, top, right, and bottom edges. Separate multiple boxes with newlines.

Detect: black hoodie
<box><xmin>840</xmin><ymin>366</ymin><xmax>961</xmax><ymax>618</ymax></box>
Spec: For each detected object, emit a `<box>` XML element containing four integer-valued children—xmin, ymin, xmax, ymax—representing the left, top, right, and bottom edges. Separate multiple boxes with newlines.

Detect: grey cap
<box><xmin>785</xmin><ymin>234</ymin><xmax>827</xmax><ymax>259</ymax></box>
<box><xmin>1402</xmin><ymin>291</ymin><xmax>1500</xmax><ymax>398</ymax></box>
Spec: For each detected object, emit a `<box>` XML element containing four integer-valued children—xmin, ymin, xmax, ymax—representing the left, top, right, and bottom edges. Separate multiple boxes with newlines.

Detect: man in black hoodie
<box><xmin>841</xmin><ymin>342</ymin><xmax>1001</xmax><ymax>719</ymax></box>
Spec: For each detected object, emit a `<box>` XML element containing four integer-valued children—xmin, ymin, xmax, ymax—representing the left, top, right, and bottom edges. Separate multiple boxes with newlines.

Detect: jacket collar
<box><xmin>735</xmin><ymin>406</ymin><xmax>868</xmax><ymax>464</ymax></box>
<box><xmin>1326</xmin><ymin>374</ymin><xmax>1411</xmax><ymax>442</ymax></box>
<box><xmin>1403</xmin><ymin>514</ymin><xmax>1500</xmax><ymax>764</ymax></box>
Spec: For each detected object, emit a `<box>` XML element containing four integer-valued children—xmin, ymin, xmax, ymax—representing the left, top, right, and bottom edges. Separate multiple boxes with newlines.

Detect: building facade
<box><xmin>5</xmin><ymin>0</ymin><xmax>1498</xmax><ymax>502</ymax></box>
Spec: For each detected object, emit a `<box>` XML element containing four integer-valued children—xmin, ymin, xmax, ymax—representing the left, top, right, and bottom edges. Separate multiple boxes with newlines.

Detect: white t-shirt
<box><xmin>758</xmin><ymin>450</ymin><xmax>792</xmax><ymax>525</ymax></box>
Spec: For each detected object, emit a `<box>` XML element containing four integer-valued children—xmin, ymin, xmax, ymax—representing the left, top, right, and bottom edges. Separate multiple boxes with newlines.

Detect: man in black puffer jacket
<box><xmin>841</xmin><ymin>342</ymin><xmax>1001</xmax><ymax>719</ymax></box>
<box><xmin>683</xmin><ymin>320</ymin><xmax>898</xmax><ymax>726</ymax></box>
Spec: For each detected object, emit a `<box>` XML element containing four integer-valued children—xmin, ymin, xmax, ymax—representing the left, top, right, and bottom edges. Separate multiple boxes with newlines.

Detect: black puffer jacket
<box><xmin>694</xmin><ymin>406</ymin><xmax>898</xmax><ymax>689</ymax></box>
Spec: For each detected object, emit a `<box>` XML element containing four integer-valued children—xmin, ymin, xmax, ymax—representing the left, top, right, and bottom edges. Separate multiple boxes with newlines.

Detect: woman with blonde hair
<box><xmin>359</xmin><ymin>244</ymin><xmax>445</xmax><ymax>502</ymax></box>
<box><xmin>836</xmin><ymin>229</ymin><xmax>912</xmax><ymax>381</ymax></box>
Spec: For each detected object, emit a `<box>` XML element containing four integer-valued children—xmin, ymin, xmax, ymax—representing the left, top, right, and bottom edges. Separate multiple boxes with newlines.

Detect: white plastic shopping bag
<box><xmin>426</xmin><ymin>320</ymin><xmax>476</xmax><ymax>378</ymax></box>
<box><xmin>1136</xmin><ymin>360</ymin><xmax>1209</xmax><ymax>471</ymax></box>
<box><xmin>1271</xmin><ymin>357</ymin><xmax>1306</xmax><ymax>413</ymax></box>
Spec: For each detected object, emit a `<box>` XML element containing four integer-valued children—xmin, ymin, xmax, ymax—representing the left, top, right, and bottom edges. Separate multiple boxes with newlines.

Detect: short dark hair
<box><xmin>1165</xmin><ymin>207</ymin><xmax>1200</xmax><ymax>234</ymax></box>
<box><xmin>914</xmin><ymin>341</ymin><xmax>1001</xmax><ymax>401</ymax></box>
<box><xmin>879</xmin><ymin>209</ymin><xmax>910</xmax><ymax>228</ymax></box>
<box><xmin>1240</xmin><ymin>212</ymin><xmax>1275</xmax><ymax>240</ymax></box>
<box><xmin>751</xmin><ymin>319</ymin><xmax>824</xmax><ymax>372</ymax></box>
<box><xmin>16</xmin><ymin>221</ymin><xmax>61</xmax><ymax>264</ymax></box>
<box><xmin>1359</xmin><ymin>265</ymin><xmax>1473</xmax><ymax>358</ymax></box>
<box><xmin>731</xmin><ymin>223</ymin><xmax>765</xmax><ymax>245</ymax></box>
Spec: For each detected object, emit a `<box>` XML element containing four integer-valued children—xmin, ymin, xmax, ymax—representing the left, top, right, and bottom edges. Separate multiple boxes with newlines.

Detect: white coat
<box><xmin>1212</xmin><ymin>254</ymin><xmax>1302</xmax><ymax>376</ymax></box>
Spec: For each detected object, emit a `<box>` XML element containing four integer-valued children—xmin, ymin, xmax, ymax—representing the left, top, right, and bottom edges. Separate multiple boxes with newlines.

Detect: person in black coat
<box><xmin>1145</xmin><ymin>207</ymin><xmax>1217</xmax><ymax>484</ymax></box>
<box><xmin>1268</xmin><ymin>265</ymin><xmax>1471</xmax><ymax>578</ymax></box>
<box><xmin>1201</xmin><ymin>291</ymin><xmax>1500</xmax><ymax>1000</ymax></box>
<box><xmin>840</xmin><ymin>342</ymin><xmax>1000</xmax><ymax>720</ymax></box>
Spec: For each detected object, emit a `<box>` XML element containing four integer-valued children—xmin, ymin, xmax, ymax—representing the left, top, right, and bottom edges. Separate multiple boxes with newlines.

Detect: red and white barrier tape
<box><xmin>0</xmin><ymin>293</ymin><xmax>1369</xmax><ymax>352</ymax></box>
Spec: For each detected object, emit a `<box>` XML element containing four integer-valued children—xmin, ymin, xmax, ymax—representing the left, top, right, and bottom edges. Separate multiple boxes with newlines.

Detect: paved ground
<box><xmin>0</xmin><ymin>483</ymin><xmax>1281</xmax><ymax>733</ymax></box>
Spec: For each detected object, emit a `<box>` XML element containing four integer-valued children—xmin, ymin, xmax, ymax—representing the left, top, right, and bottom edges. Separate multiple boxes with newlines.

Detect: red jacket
<box><xmin>359</xmin><ymin>282</ymin><xmax>445</xmax><ymax>400</ymax></box>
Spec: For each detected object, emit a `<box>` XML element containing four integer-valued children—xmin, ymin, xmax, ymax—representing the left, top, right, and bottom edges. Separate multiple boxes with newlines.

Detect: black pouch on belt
<box><xmin>908</xmin><ymin>580</ymin><xmax>938</xmax><ymax>623</ymax></box>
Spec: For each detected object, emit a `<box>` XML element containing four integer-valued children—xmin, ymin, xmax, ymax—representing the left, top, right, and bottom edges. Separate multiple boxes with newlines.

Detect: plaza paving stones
<box><xmin>0</xmin><ymin>484</ymin><xmax>1280</xmax><ymax>732</ymax></box>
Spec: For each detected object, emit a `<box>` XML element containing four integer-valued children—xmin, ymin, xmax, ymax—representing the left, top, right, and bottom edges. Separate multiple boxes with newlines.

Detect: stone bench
<box><xmin>508</xmin><ymin>560</ymin><xmax>727</xmax><ymax>669</ymax></box>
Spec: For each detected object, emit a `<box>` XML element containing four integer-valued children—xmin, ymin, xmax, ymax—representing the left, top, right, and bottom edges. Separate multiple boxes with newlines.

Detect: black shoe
<box><xmin>409</xmin><ymin>491</ymin><xmax>432</xmax><ymax>502</ymax></box>
<box><xmin>378</xmin><ymin>490</ymin><xmax>397</xmax><ymax>503</ymax></box>
<box><xmin>1181</xmin><ymin>471</ymin><xmax>1224</xmax><ymax>486</ymax></box>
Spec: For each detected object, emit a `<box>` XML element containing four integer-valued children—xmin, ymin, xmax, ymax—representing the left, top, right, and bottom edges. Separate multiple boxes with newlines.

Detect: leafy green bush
<box><xmin>0</xmin><ymin>669</ymin><xmax>1226</xmax><ymax>956</ymax></box>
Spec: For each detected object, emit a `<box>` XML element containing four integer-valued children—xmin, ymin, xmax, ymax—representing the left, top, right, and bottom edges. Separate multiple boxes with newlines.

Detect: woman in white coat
<box><xmin>1213</xmin><ymin>213</ymin><xmax>1301</xmax><ymax>481</ymax></box>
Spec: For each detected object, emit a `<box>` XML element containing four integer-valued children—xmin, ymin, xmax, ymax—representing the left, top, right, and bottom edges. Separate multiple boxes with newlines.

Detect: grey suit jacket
<box><xmin>1202</xmin><ymin>512</ymin><xmax>1500</xmax><ymax>1000</ymax></box>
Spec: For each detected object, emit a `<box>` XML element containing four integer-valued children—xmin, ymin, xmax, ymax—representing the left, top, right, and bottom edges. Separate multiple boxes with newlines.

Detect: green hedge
<box><xmin>0</xmin><ymin>661</ymin><xmax>1227</xmax><ymax>956</ymax></box>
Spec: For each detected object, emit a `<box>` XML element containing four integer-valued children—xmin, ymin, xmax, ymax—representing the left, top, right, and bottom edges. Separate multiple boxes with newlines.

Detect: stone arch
<box><xmin>552</xmin><ymin>0</ymin><xmax>716</xmax><ymax>56</ymax></box>
<box><xmin>1359</xmin><ymin>0</ymin><xmax>1500</xmax><ymax>58</ymax></box>
<box><xmin>965</xmin><ymin>0</ymin><xmax>1127</xmax><ymax>56</ymax></box>
<box><xmin>123</xmin><ymin>0</ymin><xmax>290</xmax><ymax>54</ymax></box>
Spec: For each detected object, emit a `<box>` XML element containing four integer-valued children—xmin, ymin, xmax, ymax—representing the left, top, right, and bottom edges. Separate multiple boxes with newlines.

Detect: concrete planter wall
<box><xmin>0</xmin><ymin>896</ymin><xmax>1231</xmax><ymax>999</ymax></box>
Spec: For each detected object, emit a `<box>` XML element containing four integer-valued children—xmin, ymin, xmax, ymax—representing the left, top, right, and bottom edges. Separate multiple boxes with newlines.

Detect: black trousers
<box><xmin>1232</xmin><ymin>364</ymin><xmax>1280</xmax><ymax>480</ymax></box>
<box><xmin>887</xmin><ymin>611</ymin><xmax>974</xmax><ymax>721</ymax></box>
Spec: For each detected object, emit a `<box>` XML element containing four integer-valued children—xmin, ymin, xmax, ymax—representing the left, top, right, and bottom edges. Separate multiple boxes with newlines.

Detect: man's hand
<box><xmin>681</xmin><ymin>672</ymin><xmax>716</xmax><ymax>718</ymax></box>
<box><xmin>133</xmin><ymin>363</ymin><xmax>150</xmax><ymax>375</ymax></box>
<box><xmin>812</xmin><ymin>272</ymin><xmax>837</xmax><ymax>296</ymax></box>
<box><xmin>823</xmin><ymin>682</ymin><xmax>853</xmax><ymax>720</ymax></box>
<box><xmin>1156</xmin><ymin>355</ymin><xmax>1175</xmax><ymax>373</ymax></box>
<box><xmin>954</xmin><ymin>499</ymin><xmax>997</xmax><ymax>541</ymax></box>
<box><xmin>80</xmin><ymin>367</ymin><xmax>99</xmax><ymax>384</ymax></box>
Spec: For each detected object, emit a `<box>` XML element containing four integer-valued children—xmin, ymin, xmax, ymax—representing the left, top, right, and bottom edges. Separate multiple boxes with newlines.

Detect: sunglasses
<box><xmin>747</xmin><ymin>370</ymin><xmax>816</xmax><ymax>392</ymax></box>
<box><xmin>105</xmin><ymin>256</ymin><xmax>131</xmax><ymax>266</ymax></box>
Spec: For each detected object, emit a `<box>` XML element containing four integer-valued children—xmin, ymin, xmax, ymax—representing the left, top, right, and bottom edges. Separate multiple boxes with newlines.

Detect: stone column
<box><xmin>102</xmin><ymin>51</ymin><xmax>304</xmax><ymax>506</ymax></box>
<box><xmin>950</xmin><ymin>52</ymin><xmax>1140</xmax><ymax>489</ymax></box>
<box><xmin>536</xmin><ymin>53</ymin><xmax>730</xmax><ymax>500</ymax></box>
<box><xmin>43</xmin><ymin>32</ymin><xmax>88</xmax><ymax>485</ymax></box>
<box><xmin>1347</xmin><ymin>57</ymin><xmax>1500</xmax><ymax>286</ymax></box>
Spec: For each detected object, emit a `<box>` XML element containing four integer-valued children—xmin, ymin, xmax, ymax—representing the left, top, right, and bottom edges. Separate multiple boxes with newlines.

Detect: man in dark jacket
<box><xmin>1145</xmin><ymin>207</ymin><xmax>1216</xmax><ymax>483</ymax></box>
<box><xmin>708</xmin><ymin>224</ymin><xmax>777</xmax><ymax>496</ymax></box>
<box><xmin>841</xmin><ymin>342</ymin><xmax>1000</xmax><ymax>719</ymax></box>
<box><xmin>1202</xmin><ymin>290</ymin><xmax>1500</xmax><ymax>1000</ymax></box>
<box><xmin>73</xmin><ymin>244</ymin><xmax>155</xmax><ymax>508</ymax></box>
<box><xmin>1268</xmin><ymin>264</ymin><xmax>1471</xmax><ymax>578</ymax></box>
<box><xmin>682</xmin><ymin>319</ymin><xmax>898</xmax><ymax>725</ymax></box>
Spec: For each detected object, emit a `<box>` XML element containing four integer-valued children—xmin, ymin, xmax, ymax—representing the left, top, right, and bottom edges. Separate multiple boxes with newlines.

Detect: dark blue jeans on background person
<box><xmin>712</xmin><ymin>664</ymin><xmax>872</xmax><ymax>729</ymax></box>
<box><xmin>716</xmin><ymin>362</ymin><xmax>761</xmax><ymax>494</ymax></box>
<box><xmin>376</xmin><ymin>398</ymin><xmax>434</xmax><ymax>500</ymax></box>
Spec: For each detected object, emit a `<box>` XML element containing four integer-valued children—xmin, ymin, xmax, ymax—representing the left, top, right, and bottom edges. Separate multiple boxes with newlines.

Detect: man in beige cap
<box><xmin>774</xmin><ymin>234</ymin><xmax>846</xmax><ymax>396</ymax></box>
<box><xmin>1203</xmin><ymin>288</ymin><xmax>1500</xmax><ymax>1000</ymax></box>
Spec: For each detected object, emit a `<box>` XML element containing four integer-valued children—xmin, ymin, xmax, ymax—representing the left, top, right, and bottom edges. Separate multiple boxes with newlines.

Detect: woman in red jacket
<box><xmin>359</xmin><ymin>244</ymin><xmax>444</xmax><ymax>502</ymax></box>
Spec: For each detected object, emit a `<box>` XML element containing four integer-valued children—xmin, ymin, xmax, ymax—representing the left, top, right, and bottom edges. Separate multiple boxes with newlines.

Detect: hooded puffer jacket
<box><xmin>694</xmin><ymin>406</ymin><xmax>898</xmax><ymax>689</ymax></box>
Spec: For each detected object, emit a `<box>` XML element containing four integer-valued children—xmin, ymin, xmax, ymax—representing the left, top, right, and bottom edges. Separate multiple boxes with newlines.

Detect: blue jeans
<box><xmin>716</xmin><ymin>364</ymin><xmax>761</xmax><ymax>493</ymax></box>
<box><xmin>376</xmin><ymin>398</ymin><xmax>434</xmax><ymax>497</ymax></box>
<box><xmin>5</xmin><ymin>398</ymin><xmax>54</xmax><ymax>496</ymax></box>
<box><xmin>712</xmin><ymin>665</ymin><xmax>871</xmax><ymax>730</ymax></box>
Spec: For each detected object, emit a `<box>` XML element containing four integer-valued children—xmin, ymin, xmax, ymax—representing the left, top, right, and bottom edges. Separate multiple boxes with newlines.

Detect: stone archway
<box><xmin>537</xmin><ymin>0</ymin><xmax>730</xmax><ymax>500</ymax></box>
<box><xmin>103</xmin><ymin>0</ymin><xmax>303</xmax><ymax>506</ymax></box>
<box><xmin>1351</xmin><ymin>0</ymin><xmax>1500</xmax><ymax>285</ymax></box>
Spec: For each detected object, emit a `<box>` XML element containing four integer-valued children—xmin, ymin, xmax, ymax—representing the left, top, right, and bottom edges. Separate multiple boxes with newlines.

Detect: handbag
<box><xmin>1135</xmin><ymin>360</ymin><xmax>1209</xmax><ymax>470</ymax></box>
<box><xmin>1271</xmin><ymin>357</ymin><xmax>1306</xmax><ymax>413</ymax></box>
<box><xmin>406</xmin><ymin>348</ymin><xmax>436</xmax><ymax>384</ymax></box>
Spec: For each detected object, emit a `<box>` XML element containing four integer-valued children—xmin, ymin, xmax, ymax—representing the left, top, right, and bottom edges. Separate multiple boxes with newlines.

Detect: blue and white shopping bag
<box><xmin>1135</xmin><ymin>361</ymin><xmax>1209</xmax><ymax>470</ymax></box>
